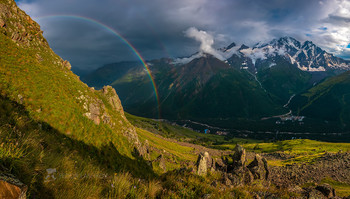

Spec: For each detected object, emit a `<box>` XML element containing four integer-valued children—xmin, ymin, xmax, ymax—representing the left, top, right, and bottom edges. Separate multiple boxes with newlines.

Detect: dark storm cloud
<box><xmin>17</xmin><ymin>0</ymin><xmax>350</xmax><ymax>71</ymax></box>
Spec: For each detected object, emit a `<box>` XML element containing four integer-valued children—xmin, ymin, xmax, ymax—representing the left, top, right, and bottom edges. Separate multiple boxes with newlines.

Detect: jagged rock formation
<box><xmin>0</xmin><ymin>173</ymin><xmax>27</xmax><ymax>199</ymax></box>
<box><xmin>211</xmin><ymin>144</ymin><xmax>269</xmax><ymax>186</ymax></box>
<box><xmin>247</xmin><ymin>154</ymin><xmax>269</xmax><ymax>180</ymax></box>
<box><xmin>196</xmin><ymin>145</ymin><xmax>270</xmax><ymax>186</ymax></box>
<box><xmin>231</xmin><ymin>144</ymin><xmax>246</xmax><ymax>168</ymax></box>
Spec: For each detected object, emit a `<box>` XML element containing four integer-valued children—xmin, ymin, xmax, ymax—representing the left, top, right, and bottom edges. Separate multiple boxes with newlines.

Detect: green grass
<box><xmin>241</xmin><ymin>139</ymin><xmax>350</xmax><ymax>166</ymax></box>
<box><xmin>127</xmin><ymin>113</ymin><xmax>259</xmax><ymax>148</ymax></box>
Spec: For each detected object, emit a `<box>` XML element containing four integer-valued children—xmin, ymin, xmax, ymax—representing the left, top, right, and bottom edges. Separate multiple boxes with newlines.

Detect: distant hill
<box><xmin>290</xmin><ymin>70</ymin><xmax>350</xmax><ymax>130</ymax></box>
<box><xmin>82</xmin><ymin>61</ymin><xmax>142</xmax><ymax>89</ymax></box>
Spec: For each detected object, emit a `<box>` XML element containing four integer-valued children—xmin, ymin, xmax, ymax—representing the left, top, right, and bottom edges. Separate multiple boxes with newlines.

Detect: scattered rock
<box><xmin>253</xmin><ymin>195</ymin><xmax>261</xmax><ymax>199</ymax></box>
<box><xmin>305</xmin><ymin>188</ymin><xmax>327</xmax><ymax>199</ymax></box>
<box><xmin>202</xmin><ymin>194</ymin><xmax>211</xmax><ymax>199</ymax></box>
<box><xmin>102</xmin><ymin>112</ymin><xmax>111</xmax><ymax>125</ymax></box>
<box><xmin>0</xmin><ymin>173</ymin><xmax>27</xmax><ymax>199</ymax></box>
<box><xmin>17</xmin><ymin>94</ymin><xmax>23</xmax><ymax>104</ymax></box>
<box><xmin>315</xmin><ymin>183</ymin><xmax>336</xmax><ymax>198</ymax></box>
<box><xmin>45</xmin><ymin>168</ymin><xmax>57</xmax><ymax>182</ymax></box>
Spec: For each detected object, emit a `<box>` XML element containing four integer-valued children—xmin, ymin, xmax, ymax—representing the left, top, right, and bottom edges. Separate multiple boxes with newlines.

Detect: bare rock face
<box><xmin>0</xmin><ymin>173</ymin><xmax>27</xmax><ymax>199</ymax></box>
<box><xmin>88</xmin><ymin>102</ymin><xmax>101</xmax><ymax>125</ymax></box>
<box><xmin>247</xmin><ymin>154</ymin><xmax>269</xmax><ymax>180</ymax></box>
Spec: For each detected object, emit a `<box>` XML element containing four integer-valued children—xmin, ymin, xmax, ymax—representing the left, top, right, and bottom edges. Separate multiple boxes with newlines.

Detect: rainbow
<box><xmin>36</xmin><ymin>15</ymin><xmax>161</xmax><ymax>117</ymax></box>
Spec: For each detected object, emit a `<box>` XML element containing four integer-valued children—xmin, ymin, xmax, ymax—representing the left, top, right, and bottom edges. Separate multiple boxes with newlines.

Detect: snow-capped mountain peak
<box><xmin>231</xmin><ymin>37</ymin><xmax>350</xmax><ymax>72</ymax></box>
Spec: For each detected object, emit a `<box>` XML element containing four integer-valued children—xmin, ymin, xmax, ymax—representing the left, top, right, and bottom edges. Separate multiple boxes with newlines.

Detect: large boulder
<box><xmin>196</xmin><ymin>152</ymin><xmax>213</xmax><ymax>176</ymax></box>
<box><xmin>0</xmin><ymin>173</ymin><xmax>27</xmax><ymax>199</ymax></box>
<box><xmin>247</xmin><ymin>154</ymin><xmax>269</xmax><ymax>180</ymax></box>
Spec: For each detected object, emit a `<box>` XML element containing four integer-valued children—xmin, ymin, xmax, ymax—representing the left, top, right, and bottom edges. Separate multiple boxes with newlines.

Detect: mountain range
<box><xmin>83</xmin><ymin>37</ymin><xmax>350</xmax><ymax>133</ymax></box>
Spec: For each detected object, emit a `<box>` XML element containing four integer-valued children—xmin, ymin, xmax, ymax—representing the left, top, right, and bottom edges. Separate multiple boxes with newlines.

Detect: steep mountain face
<box><xmin>290</xmin><ymin>71</ymin><xmax>350</xmax><ymax>129</ymax></box>
<box><xmin>110</xmin><ymin>55</ymin><xmax>286</xmax><ymax>123</ymax></box>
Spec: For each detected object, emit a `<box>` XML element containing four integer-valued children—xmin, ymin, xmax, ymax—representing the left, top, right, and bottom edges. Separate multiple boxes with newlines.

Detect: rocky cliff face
<box><xmin>0</xmin><ymin>0</ymin><xmax>72</xmax><ymax>70</ymax></box>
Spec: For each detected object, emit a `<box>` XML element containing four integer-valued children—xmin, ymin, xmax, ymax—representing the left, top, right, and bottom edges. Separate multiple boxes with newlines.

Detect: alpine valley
<box><xmin>83</xmin><ymin>37</ymin><xmax>350</xmax><ymax>141</ymax></box>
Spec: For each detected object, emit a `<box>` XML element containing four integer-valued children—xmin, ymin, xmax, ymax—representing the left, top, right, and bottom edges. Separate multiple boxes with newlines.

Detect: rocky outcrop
<box><xmin>0</xmin><ymin>173</ymin><xmax>27</xmax><ymax>199</ymax></box>
<box><xmin>101</xmin><ymin>86</ymin><xmax>124</xmax><ymax>116</ymax></box>
<box><xmin>62</xmin><ymin>60</ymin><xmax>71</xmax><ymax>70</ymax></box>
<box><xmin>0</xmin><ymin>0</ymin><xmax>48</xmax><ymax>48</ymax></box>
<box><xmin>247</xmin><ymin>154</ymin><xmax>269</xmax><ymax>180</ymax></box>
<box><xmin>217</xmin><ymin>145</ymin><xmax>270</xmax><ymax>186</ymax></box>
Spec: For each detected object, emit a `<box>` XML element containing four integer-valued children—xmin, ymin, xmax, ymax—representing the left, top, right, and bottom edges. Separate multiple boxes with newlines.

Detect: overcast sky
<box><xmin>15</xmin><ymin>0</ymin><xmax>350</xmax><ymax>71</ymax></box>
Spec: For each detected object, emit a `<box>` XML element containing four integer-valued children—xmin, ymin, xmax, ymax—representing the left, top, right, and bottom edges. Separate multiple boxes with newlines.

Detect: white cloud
<box><xmin>184</xmin><ymin>27</ymin><xmax>225</xmax><ymax>60</ymax></box>
<box><xmin>307</xmin><ymin>0</ymin><xmax>350</xmax><ymax>57</ymax></box>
